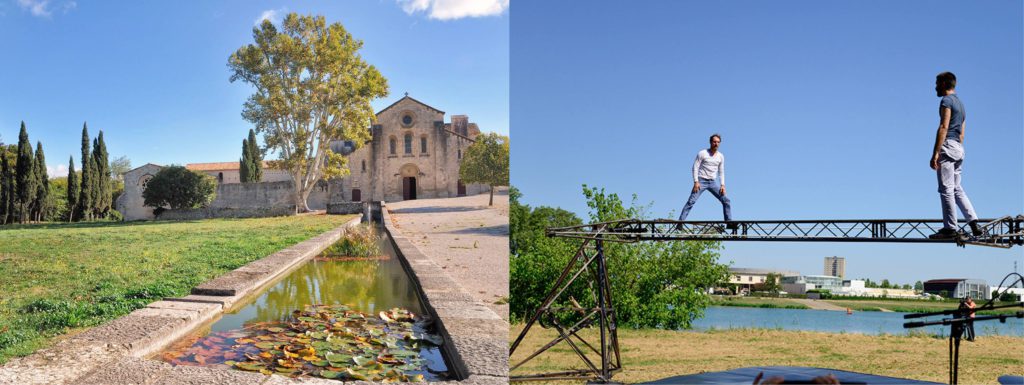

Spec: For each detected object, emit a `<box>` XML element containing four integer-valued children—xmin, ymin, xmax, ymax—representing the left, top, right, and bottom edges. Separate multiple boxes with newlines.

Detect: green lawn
<box><xmin>711</xmin><ymin>296</ymin><xmax>809</xmax><ymax>309</ymax></box>
<box><xmin>0</xmin><ymin>214</ymin><xmax>354</xmax><ymax>363</ymax></box>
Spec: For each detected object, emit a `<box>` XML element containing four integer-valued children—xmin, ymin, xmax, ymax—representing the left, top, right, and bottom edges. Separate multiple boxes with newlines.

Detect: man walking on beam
<box><xmin>678</xmin><ymin>133</ymin><xmax>734</xmax><ymax>231</ymax></box>
<box><xmin>929</xmin><ymin>71</ymin><xmax>982</xmax><ymax>240</ymax></box>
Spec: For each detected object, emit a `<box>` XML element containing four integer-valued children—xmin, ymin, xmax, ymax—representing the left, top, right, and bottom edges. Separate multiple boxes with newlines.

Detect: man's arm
<box><xmin>692</xmin><ymin>152</ymin><xmax>702</xmax><ymax>193</ymax></box>
<box><xmin>719</xmin><ymin>153</ymin><xmax>726</xmax><ymax>195</ymax></box>
<box><xmin>960</xmin><ymin>120</ymin><xmax>965</xmax><ymax>145</ymax></box>
<box><xmin>931</xmin><ymin>106</ymin><xmax>951</xmax><ymax>170</ymax></box>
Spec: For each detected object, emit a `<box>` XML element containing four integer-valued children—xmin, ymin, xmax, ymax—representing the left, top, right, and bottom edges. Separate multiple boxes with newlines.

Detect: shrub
<box><xmin>142</xmin><ymin>166</ymin><xmax>217</xmax><ymax>210</ymax></box>
<box><xmin>323</xmin><ymin>224</ymin><xmax>381</xmax><ymax>257</ymax></box>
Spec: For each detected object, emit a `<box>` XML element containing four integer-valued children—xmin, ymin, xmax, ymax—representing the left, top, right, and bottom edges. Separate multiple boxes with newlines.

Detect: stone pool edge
<box><xmin>381</xmin><ymin>202</ymin><xmax>509</xmax><ymax>385</ymax></box>
<box><xmin>0</xmin><ymin>216</ymin><xmax>361</xmax><ymax>385</ymax></box>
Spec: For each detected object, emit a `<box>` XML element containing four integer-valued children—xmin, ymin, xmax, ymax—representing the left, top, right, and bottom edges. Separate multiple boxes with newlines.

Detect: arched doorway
<box><xmin>399</xmin><ymin>164</ymin><xmax>419</xmax><ymax>200</ymax></box>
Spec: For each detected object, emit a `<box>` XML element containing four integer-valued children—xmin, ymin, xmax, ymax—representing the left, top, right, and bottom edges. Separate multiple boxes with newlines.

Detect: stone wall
<box><xmin>326</xmin><ymin>202</ymin><xmax>364</xmax><ymax>215</ymax></box>
<box><xmin>118</xmin><ymin>167</ymin><xmax>328</xmax><ymax>221</ymax></box>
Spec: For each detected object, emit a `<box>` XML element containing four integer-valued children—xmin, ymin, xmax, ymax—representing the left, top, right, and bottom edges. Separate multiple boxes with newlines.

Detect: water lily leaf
<box><xmin>310</xmin><ymin>360</ymin><xmax>329</xmax><ymax>367</ymax></box>
<box><xmin>275</xmin><ymin>367</ymin><xmax>298</xmax><ymax>374</ymax></box>
<box><xmin>235</xmin><ymin>362</ymin><xmax>264</xmax><ymax>372</ymax></box>
<box><xmin>320</xmin><ymin>370</ymin><xmax>343</xmax><ymax>379</ymax></box>
<box><xmin>352</xmin><ymin>355</ymin><xmax>372</xmax><ymax>366</ymax></box>
<box><xmin>254</xmin><ymin>342</ymin><xmax>278</xmax><ymax>350</ymax></box>
<box><xmin>408</xmin><ymin>374</ymin><xmax>425</xmax><ymax>382</ymax></box>
<box><xmin>325</xmin><ymin>352</ymin><xmax>352</xmax><ymax>363</ymax></box>
<box><xmin>410</xmin><ymin>333</ymin><xmax>444</xmax><ymax>346</ymax></box>
<box><xmin>346</xmin><ymin>368</ymin><xmax>369</xmax><ymax>381</ymax></box>
<box><xmin>267</xmin><ymin>327</ymin><xmax>285</xmax><ymax>333</ymax></box>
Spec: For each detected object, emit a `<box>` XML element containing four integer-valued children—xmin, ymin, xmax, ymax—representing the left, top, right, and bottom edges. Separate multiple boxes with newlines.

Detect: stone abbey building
<box><xmin>117</xmin><ymin>96</ymin><xmax>487</xmax><ymax>221</ymax></box>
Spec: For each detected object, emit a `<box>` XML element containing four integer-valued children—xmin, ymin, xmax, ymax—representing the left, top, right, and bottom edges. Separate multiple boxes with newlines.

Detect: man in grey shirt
<box><xmin>678</xmin><ymin>134</ymin><xmax>734</xmax><ymax>229</ymax></box>
<box><xmin>929</xmin><ymin>71</ymin><xmax>981</xmax><ymax>239</ymax></box>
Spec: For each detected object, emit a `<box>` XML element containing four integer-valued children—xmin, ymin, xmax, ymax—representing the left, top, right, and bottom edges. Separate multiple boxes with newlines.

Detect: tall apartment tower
<box><xmin>824</xmin><ymin>256</ymin><xmax>845</xmax><ymax>279</ymax></box>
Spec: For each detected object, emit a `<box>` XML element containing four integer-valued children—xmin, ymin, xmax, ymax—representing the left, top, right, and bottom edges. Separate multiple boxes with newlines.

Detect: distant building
<box><xmin>836</xmin><ymin>279</ymin><xmax>917</xmax><ymax>298</ymax></box>
<box><xmin>923</xmin><ymin>279</ymin><xmax>990</xmax><ymax>300</ymax></box>
<box><xmin>824</xmin><ymin>256</ymin><xmax>845</xmax><ymax>279</ymax></box>
<box><xmin>726</xmin><ymin>267</ymin><xmax>799</xmax><ymax>294</ymax></box>
<box><xmin>781</xmin><ymin>275</ymin><xmax>843</xmax><ymax>295</ymax></box>
<box><xmin>185</xmin><ymin>161</ymin><xmax>292</xmax><ymax>184</ymax></box>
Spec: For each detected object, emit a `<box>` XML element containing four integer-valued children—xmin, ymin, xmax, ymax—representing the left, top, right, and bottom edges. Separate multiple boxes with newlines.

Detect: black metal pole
<box><xmin>596</xmin><ymin>237</ymin><xmax>608</xmax><ymax>382</ymax></box>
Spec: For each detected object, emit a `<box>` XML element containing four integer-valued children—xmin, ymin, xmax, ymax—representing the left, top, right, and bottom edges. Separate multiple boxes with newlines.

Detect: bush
<box><xmin>323</xmin><ymin>224</ymin><xmax>381</xmax><ymax>257</ymax></box>
<box><xmin>142</xmin><ymin>166</ymin><xmax>217</xmax><ymax>210</ymax></box>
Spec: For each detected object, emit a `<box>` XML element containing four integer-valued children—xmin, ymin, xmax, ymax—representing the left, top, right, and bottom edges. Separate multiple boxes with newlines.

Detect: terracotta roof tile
<box><xmin>186</xmin><ymin>161</ymin><xmax>274</xmax><ymax>171</ymax></box>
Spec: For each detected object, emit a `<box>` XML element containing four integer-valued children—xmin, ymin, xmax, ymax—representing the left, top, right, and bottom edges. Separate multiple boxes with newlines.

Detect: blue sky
<box><xmin>511</xmin><ymin>1</ymin><xmax>1023</xmax><ymax>287</ymax></box>
<box><xmin>0</xmin><ymin>0</ymin><xmax>508</xmax><ymax>175</ymax></box>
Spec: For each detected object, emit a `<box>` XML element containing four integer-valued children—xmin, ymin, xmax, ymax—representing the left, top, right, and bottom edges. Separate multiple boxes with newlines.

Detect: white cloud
<box><xmin>398</xmin><ymin>0</ymin><xmax>508</xmax><ymax>20</ymax></box>
<box><xmin>16</xmin><ymin>0</ymin><xmax>74</xmax><ymax>17</ymax></box>
<box><xmin>17</xmin><ymin>0</ymin><xmax>51</xmax><ymax>17</ymax></box>
<box><xmin>255</xmin><ymin>8</ymin><xmax>286</xmax><ymax>26</ymax></box>
<box><xmin>47</xmin><ymin>163</ymin><xmax>68</xmax><ymax>178</ymax></box>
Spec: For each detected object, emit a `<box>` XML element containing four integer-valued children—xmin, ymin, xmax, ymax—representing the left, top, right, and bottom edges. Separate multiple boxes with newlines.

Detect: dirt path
<box><xmin>386</xmin><ymin>188</ymin><xmax>509</xmax><ymax>320</ymax></box>
<box><xmin>789</xmin><ymin>298</ymin><xmax>849</xmax><ymax>311</ymax></box>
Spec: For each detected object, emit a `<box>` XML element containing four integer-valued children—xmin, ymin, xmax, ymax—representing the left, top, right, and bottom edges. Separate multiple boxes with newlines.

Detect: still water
<box><xmin>691</xmin><ymin>306</ymin><xmax>1024</xmax><ymax>337</ymax></box>
<box><xmin>161</xmin><ymin>234</ymin><xmax>449</xmax><ymax>380</ymax></box>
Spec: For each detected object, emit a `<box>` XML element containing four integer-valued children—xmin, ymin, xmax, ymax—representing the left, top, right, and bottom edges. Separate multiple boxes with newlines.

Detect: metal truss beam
<box><xmin>547</xmin><ymin>216</ymin><xmax>1024</xmax><ymax>248</ymax></box>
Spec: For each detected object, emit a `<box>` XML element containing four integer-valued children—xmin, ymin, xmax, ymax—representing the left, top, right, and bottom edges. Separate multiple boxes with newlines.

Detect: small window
<box><xmin>352</xmin><ymin>189</ymin><xmax>361</xmax><ymax>202</ymax></box>
<box><xmin>404</xmin><ymin>133</ymin><xmax>412</xmax><ymax>154</ymax></box>
<box><xmin>218</xmin><ymin>172</ymin><xmax>223</xmax><ymax>183</ymax></box>
<box><xmin>420</xmin><ymin>136</ymin><xmax>427</xmax><ymax>153</ymax></box>
<box><xmin>361</xmin><ymin>160</ymin><xmax>366</xmax><ymax>173</ymax></box>
<box><xmin>389</xmin><ymin>137</ymin><xmax>396</xmax><ymax>154</ymax></box>
<box><xmin>458</xmin><ymin>148</ymin><xmax>462</xmax><ymax>159</ymax></box>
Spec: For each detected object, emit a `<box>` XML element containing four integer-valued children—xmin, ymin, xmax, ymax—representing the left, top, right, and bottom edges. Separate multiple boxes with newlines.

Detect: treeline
<box><xmin>0</xmin><ymin>123</ymin><xmax>50</xmax><ymax>224</ymax></box>
<box><xmin>0</xmin><ymin>122</ymin><xmax>122</xmax><ymax>225</ymax></box>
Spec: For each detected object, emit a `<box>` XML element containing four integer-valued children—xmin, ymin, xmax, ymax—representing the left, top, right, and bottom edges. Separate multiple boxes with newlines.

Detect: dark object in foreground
<box><xmin>641</xmin><ymin>366</ymin><xmax>942</xmax><ymax>385</ymax></box>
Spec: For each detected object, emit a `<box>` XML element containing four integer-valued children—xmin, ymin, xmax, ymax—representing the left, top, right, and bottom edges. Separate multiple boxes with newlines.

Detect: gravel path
<box><xmin>790</xmin><ymin>298</ymin><xmax>849</xmax><ymax>311</ymax></box>
<box><xmin>386</xmin><ymin>188</ymin><xmax>509</xmax><ymax>320</ymax></box>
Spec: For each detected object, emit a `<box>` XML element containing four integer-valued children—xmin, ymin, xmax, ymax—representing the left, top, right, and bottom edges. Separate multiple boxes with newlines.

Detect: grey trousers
<box><xmin>936</xmin><ymin>139</ymin><xmax>978</xmax><ymax>230</ymax></box>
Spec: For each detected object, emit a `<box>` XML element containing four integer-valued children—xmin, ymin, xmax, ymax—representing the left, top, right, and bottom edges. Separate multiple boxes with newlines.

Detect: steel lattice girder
<box><xmin>546</xmin><ymin>216</ymin><xmax>1024</xmax><ymax>248</ymax></box>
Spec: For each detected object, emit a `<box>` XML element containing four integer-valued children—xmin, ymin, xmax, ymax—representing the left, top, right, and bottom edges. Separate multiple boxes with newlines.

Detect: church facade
<box><xmin>328</xmin><ymin>95</ymin><xmax>487</xmax><ymax>202</ymax></box>
<box><xmin>116</xmin><ymin>96</ymin><xmax>487</xmax><ymax>221</ymax></box>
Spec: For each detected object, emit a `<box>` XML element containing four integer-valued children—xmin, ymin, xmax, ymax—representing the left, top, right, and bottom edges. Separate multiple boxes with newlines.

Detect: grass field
<box><xmin>510</xmin><ymin>325</ymin><xmax>1024</xmax><ymax>384</ymax></box>
<box><xmin>711</xmin><ymin>296</ymin><xmax>810</xmax><ymax>309</ymax></box>
<box><xmin>0</xmin><ymin>214</ymin><xmax>355</xmax><ymax>364</ymax></box>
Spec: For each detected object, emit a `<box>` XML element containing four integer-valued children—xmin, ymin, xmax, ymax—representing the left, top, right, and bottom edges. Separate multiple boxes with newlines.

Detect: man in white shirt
<box><xmin>678</xmin><ymin>134</ymin><xmax>733</xmax><ymax>228</ymax></box>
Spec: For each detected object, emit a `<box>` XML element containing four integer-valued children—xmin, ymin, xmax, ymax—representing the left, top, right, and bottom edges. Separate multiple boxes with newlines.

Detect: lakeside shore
<box><xmin>510</xmin><ymin>325</ymin><xmax>1023</xmax><ymax>384</ymax></box>
<box><xmin>712</xmin><ymin>295</ymin><xmax>1021</xmax><ymax>315</ymax></box>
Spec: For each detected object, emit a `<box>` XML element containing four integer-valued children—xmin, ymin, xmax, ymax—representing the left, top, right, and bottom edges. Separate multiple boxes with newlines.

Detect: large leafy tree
<box><xmin>459</xmin><ymin>132</ymin><xmax>509</xmax><ymax>206</ymax></box>
<box><xmin>142</xmin><ymin>165</ymin><xmax>217</xmax><ymax>211</ymax></box>
<box><xmin>509</xmin><ymin>186</ymin><xmax>729</xmax><ymax>329</ymax></box>
<box><xmin>15</xmin><ymin>122</ymin><xmax>36</xmax><ymax>223</ymax></box>
<box><xmin>229</xmin><ymin>13</ymin><xmax>388</xmax><ymax>212</ymax></box>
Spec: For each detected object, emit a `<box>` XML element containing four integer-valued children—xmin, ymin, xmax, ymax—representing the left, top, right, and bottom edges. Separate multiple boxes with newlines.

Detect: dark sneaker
<box><xmin>928</xmin><ymin>227</ymin><xmax>960</xmax><ymax>240</ymax></box>
<box><xmin>968</xmin><ymin>220</ymin><xmax>982</xmax><ymax>237</ymax></box>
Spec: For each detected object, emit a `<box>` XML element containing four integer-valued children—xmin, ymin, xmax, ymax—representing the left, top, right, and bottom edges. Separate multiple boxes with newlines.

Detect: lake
<box><xmin>691</xmin><ymin>306</ymin><xmax>1024</xmax><ymax>336</ymax></box>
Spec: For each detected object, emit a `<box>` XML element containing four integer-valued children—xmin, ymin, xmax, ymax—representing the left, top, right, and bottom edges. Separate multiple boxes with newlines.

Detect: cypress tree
<box><xmin>248</xmin><ymin>129</ymin><xmax>262</xmax><ymax>182</ymax></box>
<box><xmin>78</xmin><ymin>123</ymin><xmax>92</xmax><ymax>221</ymax></box>
<box><xmin>92</xmin><ymin>131</ymin><xmax>110</xmax><ymax>217</ymax></box>
<box><xmin>34</xmin><ymin>142</ymin><xmax>49</xmax><ymax>222</ymax></box>
<box><xmin>0</xmin><ymin>150</ymin><xmax>10</xmax><ymax>224</ymax></box>
<box><xmin>15</xmin><ymin>122</ymin><xmax>36</xmax><ymax>223</ymax></box>
<box><xmin>67</xmin><ymin>155</ymin><xmax>78</xmax><ymax>222</ymax></box>
<box><xmin>240</xmin><ymin>138</ymin><xmax>251</xmax><ymax>183</ymax></box>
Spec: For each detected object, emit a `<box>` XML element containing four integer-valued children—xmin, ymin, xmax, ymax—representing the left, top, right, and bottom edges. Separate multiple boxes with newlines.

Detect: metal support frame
<box><xmin>509</xmin><ymin>225</ymin><xmax>621</xmax><ymax>382</ymax></box>
<box><xmin>510</xmin><ymin>215</ymin><xmax>1023</xmax><ymax>383</ymax></box>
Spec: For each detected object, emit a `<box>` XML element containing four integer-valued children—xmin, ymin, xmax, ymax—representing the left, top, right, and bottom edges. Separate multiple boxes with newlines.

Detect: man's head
<box><xmin>709</xmin><ymin>133</ymin><xmax>721</xmax><ymax>152</ymax></box>
<box><xmin>936</xmin><ymin>72</ymin><xmax>957</xmax><ymax>97</ymax></box>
